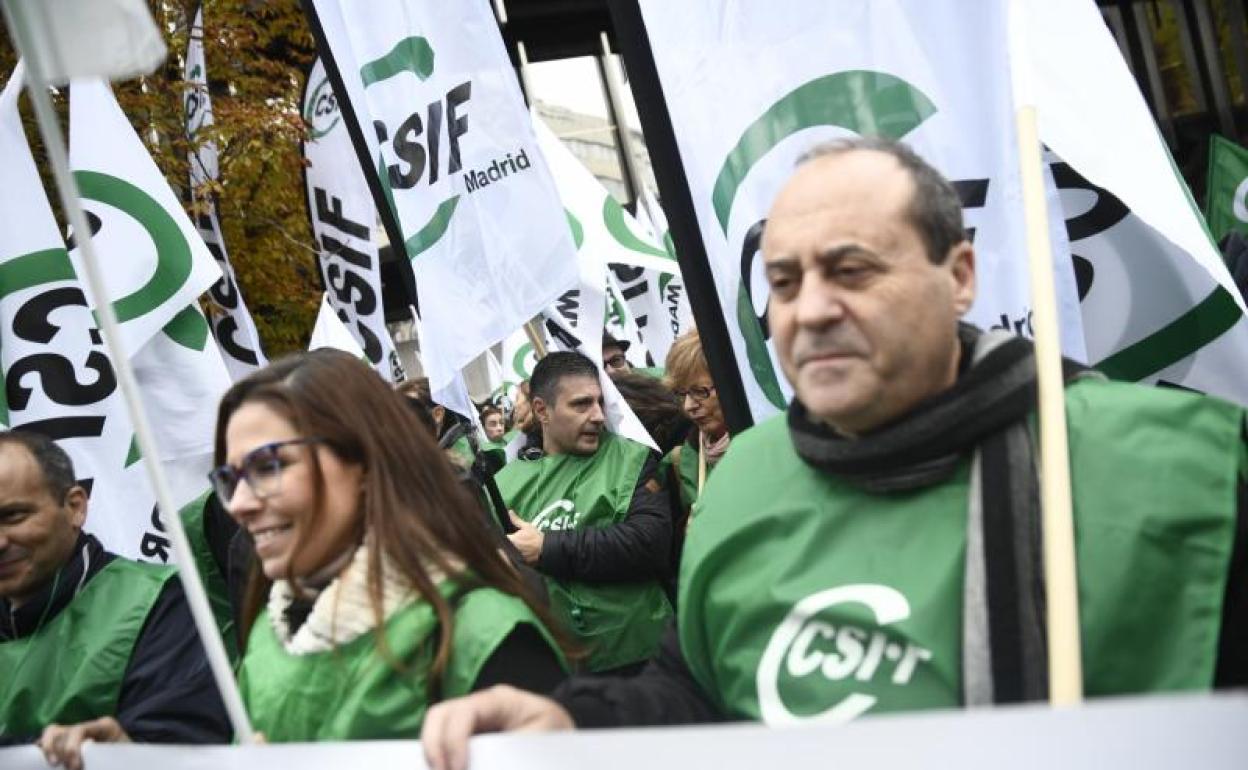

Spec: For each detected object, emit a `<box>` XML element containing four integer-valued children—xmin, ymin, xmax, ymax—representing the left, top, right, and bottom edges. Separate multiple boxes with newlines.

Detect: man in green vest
<box><xmin>0</xmin><ymin>431</ymin><xmax>231</xmax><ymax>765</ymax></box>
<box><xmin>421</xmin><ymin>136</ymin><xmax>1247</xmax><ymax>769</ymax></box>
<box><xmin>497</xmin><ymin>351</ymin><xmax>673</xmax><ymax>675</ymax></box>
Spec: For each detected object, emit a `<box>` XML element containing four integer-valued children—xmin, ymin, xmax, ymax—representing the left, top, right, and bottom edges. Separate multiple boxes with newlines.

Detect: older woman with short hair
<box><xmin>664</xmin><ymin>329</ymin><xmax>729</xmax><ymax>520</ymax></box>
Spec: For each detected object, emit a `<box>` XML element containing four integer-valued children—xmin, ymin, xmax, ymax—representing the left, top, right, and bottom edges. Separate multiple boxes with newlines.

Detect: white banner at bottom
<box><xmin>1</xmin><ymin>692</ymin><xmax>1243</xmax><ymax>770</ymax></box>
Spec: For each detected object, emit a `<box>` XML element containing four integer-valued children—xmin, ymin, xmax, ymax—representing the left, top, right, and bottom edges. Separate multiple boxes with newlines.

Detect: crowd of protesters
<box><xmin>3</xmin><ymin>137</ymin><xmax>1245</xmax><ymax>770</ymax></box>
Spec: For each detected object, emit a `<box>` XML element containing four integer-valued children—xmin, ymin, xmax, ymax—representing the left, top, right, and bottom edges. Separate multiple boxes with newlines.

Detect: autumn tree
<box><xmin>0</xmin><ymin>0</ymin><xmax>322</xmax><ymax>354</ymax></box>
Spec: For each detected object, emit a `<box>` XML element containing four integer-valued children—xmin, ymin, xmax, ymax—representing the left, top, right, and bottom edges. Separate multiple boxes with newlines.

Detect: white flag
<box><xmin>605</xmin><ymin>271</ymin><xmax>652</xmax><ymax>368</ymax></box>
<box><xmin>499</xmin><ymin>326</ymin><xmax>540</xmax><ymax>402</ymax></box>
<box><xmin>0</xmin><ymin>63</ymin><xmax>167</xmax><ymax>561</ymax></box>
<box><xmin>301</xmin><ymin>56</ymin><xmax>404</xmax><ymax>383</ymax></box>
<box><xmin>130</xmin><ymin>303</ymin><xmax>233</xmax><ymax>515</ymax></box>
<box><xmin>307</xmin><ymin>0</ymin><xmax>578</xmax><ymax>397</ymax></box>
<box><xmin>5</xmin><ymin>0</ymin><xmax>166</xmax><ymax>83</ymax></box>
<box><xmin>69</xmin><ymin>77</ymin><xmax>222</xmax><ymax>354</ymax></box>
<box><xmin>309</xmin><ymin>292</ymin><xmax>367</xmax><ymax>359</ymax></box>
<box><xmin>531</xmin><ymin>119</ymin><xmax>656</xmax><ymax>449</ymax></box>
<box><xmin>1014</xmin><ymin>0</ymin><xmax>1248</xmax><ymax>405</ymax></box>
<box><xmin>532</xmin><ymin>112</ymin><xmax>680</xmax><ymax>364</ymax></box>
<box><xmin>70</xmin><ymin>74</ymin><xmax>232</xmax><ymax>558</ymax></box>
<box><xmin>186</xmin><ymin>4</ymin><xmax>268</xmax><ymax>380</ymax></box>
<box><xmin>638</xmin><ymin>0</ymin><xmax>1085</xmax><ymax>422</ymax></box>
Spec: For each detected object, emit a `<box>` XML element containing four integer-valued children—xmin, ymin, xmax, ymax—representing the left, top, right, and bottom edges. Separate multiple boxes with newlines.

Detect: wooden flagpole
<box><xmin>1010</xmin><ymin>0</ymin><xmax>1083</xmax><ymax>706</ymax></box>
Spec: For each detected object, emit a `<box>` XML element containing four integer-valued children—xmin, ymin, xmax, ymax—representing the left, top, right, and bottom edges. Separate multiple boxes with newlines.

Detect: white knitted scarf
<box><xmin>266</xmin><ymin>544</ymin><xmax>434</xmax><ymax>655</ymax></box>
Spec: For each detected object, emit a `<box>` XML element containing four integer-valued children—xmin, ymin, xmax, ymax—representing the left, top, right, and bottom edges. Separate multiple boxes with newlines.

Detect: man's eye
<box><xmin>833</xmin><ymin>264</ymin><xmax>874</xmax><ymax>283</ymax></box>
<box><xmin>768</xmin><ymin>275</ymin><xmax>797</xmax><ymax>295</ymax></box>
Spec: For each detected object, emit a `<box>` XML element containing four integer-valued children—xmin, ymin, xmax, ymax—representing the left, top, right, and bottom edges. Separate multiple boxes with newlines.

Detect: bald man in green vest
<box><xmin>421</xmin><ymin>136</ymin><xmax>1247</xmax><ymax>770</ymax></box>
<box><xmin>0</xmin><ymin>431</ymin><xmax>230</xmax><ymax>766</ymax></box>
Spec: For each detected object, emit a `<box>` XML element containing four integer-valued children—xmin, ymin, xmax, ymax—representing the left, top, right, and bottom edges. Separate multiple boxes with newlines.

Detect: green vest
<box><xmin>448</xmin><ymin>435</ymin><xmax>475</xmax><ymax>467</ymax></box>
<box><xmin>679</xmin><ymin>379</ymin><xmax>1243</xmax><ymax>723</ymax></box>
<box><xmin>496</xmin><ymin>432</ymin><xmax>673</xmax><ymax>671</ymax></box>
<box><xmin>662</xmin><ymin>434</ymin><xmax>703</xmax><ymax>516</ymax></box>
<box><xmin>179</xmin><ymin>490</ymin><xmax>239</xmax><ymax>665</ymax></box>
<box><xmin>0</xmin><ymin>559</ymin><xmax>175</xmax><ymax>736</ymax></box>
<box><xmin>238</xmin><ymin>584</ymin><xmax>563</xmax><ymax>741</ymax></box>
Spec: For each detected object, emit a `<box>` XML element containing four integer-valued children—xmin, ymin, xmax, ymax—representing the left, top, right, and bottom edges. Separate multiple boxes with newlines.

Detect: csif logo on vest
<box><xmin>711</xmin><ymin>71</ymin><xmax>939</xmax><ymax>411</ymax></box>
<box><xmin>530</xmin><ymin>499</ymin><xmax>583</xmax><ymax>531</ymax></box>
<box><xmin>756</xmin><ymin>584</ymin><xmax>932</xmax><ymax>725</ymax></box>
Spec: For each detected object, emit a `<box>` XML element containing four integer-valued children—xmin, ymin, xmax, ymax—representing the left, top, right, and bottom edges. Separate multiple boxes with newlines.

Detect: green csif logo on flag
<box><xmin>712</xmin><ymin>70</ymin><xmax>936</xmax><ymax>408</ymax></box>
<box><xmin>303</xmin><ymin>73</ymin><xmax>343</xmax><ymax>140</ymax></box>
<box><xmin>360</xmin><ymin>36</ymin><xmax>463</xmax><ymax>261</ymax></box>
<box><xmin>1206</xmin><ymin>134</ymin><xmax>1248</xmax><ymax>245</ymax></box>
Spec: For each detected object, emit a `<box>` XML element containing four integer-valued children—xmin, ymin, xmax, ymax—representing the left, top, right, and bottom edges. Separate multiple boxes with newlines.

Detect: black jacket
<box><xmin>536</xmin><ymin>454</ymin><xmax>673</xmax><ymax>584</ymax></box>
<box><xmin>0</xmin><ymin>534</ymin><xmax>232</xmax><ymax>744</ymax></box>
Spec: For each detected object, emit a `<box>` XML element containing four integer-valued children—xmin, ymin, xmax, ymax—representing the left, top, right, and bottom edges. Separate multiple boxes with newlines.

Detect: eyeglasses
<box><xmin>208</xmin><ymin>438</ymin><xmax>322</xmax><ymax>503</ymax></box>
<box><xmin>603</xmin><ymin>353</ymin><xmax>629</xmax><ymax>369</ymax></box>
<box><xmin>674</xmin><ymin>385</ymin><xmax>716</xmax><ymax>403</ymax></box>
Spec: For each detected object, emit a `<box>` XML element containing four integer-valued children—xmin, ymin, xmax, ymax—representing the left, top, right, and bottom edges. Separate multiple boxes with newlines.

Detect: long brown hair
<box><xmin>214</xmin><ymin>350</ymin><xmax>573</xmax><ymax>682</ymax></box>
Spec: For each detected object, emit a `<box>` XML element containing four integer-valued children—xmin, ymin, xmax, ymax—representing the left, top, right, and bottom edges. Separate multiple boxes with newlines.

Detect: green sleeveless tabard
<box><xmin>238</xmin><ymin>584</ymin><xmax>563</xmax><ymax>741</ymax></box>
<box><xmin>679</xmin><ymin>379</ymin><xmax>1243</xmax><ymax>723</ymax></box>
<box><xmin>496</xmin><ymin>431</ymin><xmax>673</xmax><ymax>671</ymax></box>
<box><xmin>178</xmin><ymin>490</ymin><xmax>239</xmax><ymax>665</ymax></box>
<box><xmin>662</xmin><ymin>434</ymin><xmax>702</xmax><ymax>515</ymax></box>
<box><xmin>448</xmin><ymin>435</ymin><xmax>475</xmax><ymax>468</ymax></box>
<box><xmin>0</xmin><ymin>559</ymin><xmax>174</xmax><ymax>735</ymax></box>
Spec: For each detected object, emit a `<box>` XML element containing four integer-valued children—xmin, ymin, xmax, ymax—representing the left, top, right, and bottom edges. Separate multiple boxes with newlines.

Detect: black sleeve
<box><xmin>1214</xmin><ymin>474</ymin><xmax>1248</xmax><ymax>687</ymax></box>
<box><xmin>536</xmin><ymin>455</ymin><xmax>673</xmax><ymax>583</ymax></box>
<box><xmin>115</xmin><ymin>580</ymin><xmax>233</xmax><ymax>743</ymax></box>
<box><xmin>471</xmin><ymin>624</ymin><xmax>568</xmax><ymax>695</ymax></box>
<box><xmin>551</xmin><ymin>622</ymin><xmax>724</xmax><ymax>727</ymax></box>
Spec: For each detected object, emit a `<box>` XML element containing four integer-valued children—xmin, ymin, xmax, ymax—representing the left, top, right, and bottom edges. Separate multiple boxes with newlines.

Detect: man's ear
<box><xmin>947</xmin><ymin>241</ymin><xmax>976</xmax><ymax>316</ymax></box>
<box><xmin>64</xmin><ymin>485</ymin><xmax>88</xmax><ymax>530</ymax></box>
<box><xmin>531</xmin><ymin>396</ymin><xmax>551</xmax><ymax>424</ymax></box>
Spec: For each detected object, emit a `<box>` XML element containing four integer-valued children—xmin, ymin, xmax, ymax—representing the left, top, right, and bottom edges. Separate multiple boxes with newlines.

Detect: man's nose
<box><xmin>588</xmin><ymin>402</ymin><xmax>606</xmax><ymax>424</ymax></box>
<box><xmin>795</xmin><ymin>274</ymin><xmax>845</xmax><ymax>328</ymax></box>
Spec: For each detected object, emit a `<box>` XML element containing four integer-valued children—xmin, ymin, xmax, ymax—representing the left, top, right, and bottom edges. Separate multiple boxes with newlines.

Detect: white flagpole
<box><xmin>1008</xmin><ymin>0</ymin><xmax>1083</xmax><ymax>706</ymax></box>
<box><xmin>2</xmin><ymin>3</ymin><xmax>254</xmax><ymax>741</ymax></box>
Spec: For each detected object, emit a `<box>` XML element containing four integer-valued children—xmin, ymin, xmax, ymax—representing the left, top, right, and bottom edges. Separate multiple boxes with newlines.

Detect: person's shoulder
<box><xmin>694</xmin><ymin>414</ymin><xmax>796</xmax><ymax>512</ymax></box>
<box><xmin>717</xmin><ymin>413</ymin><xmax>789</xmax><ymax>462</ymax></box>
<box><xmin>1067</xmin><ymin>376</ymin><xmax>1244</xmax><ymax>425</ymax></box>
<box><xmin>101</xmin><ymin>554</ymin><xmax>178</xmax><ymax>585</ymax></box>
<box><xmin>452</xmin><ymin>585</ymin><xmax>529</xmax><ymax>620</ymax></box>
<box><xmin>448</xmin><ymin>586</ymin><xmax>542</xmax><ymax>646</ymax></box>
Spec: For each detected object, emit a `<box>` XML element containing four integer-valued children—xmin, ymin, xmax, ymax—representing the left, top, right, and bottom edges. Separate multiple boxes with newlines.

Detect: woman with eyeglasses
<box><xmin>664</xmin><ymin>329</ymin><xmax>730</xmax><ymax>524</ymax></box>
<box><xmin>210</xmin><ymin>350</ymin><xmax>570</xmax><ymax>741</ymax></box>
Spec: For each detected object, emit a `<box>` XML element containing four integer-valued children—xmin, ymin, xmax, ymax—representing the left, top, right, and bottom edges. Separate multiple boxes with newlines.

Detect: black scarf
<box><xmin>786</xmin><ymin>323</ymin><xmax>1093</xmax><ymax>705</ymax></box>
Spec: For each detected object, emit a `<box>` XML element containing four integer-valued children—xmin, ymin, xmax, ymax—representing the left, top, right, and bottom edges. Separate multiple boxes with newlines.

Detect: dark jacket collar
<box><xmin>0</xmin><ymin>532</ymin><xmax>115</xmax><ymax>641</ymax></box>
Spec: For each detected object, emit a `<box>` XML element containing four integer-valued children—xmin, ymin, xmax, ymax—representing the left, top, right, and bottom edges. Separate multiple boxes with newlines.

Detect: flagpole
<box><xmin>524</xmin><ymin>320</ymin><xmax>549</xmax><ymax>359</ymax></box>
<box><xmin>1008</xmin><ymin>0</ymin><xmax>1083</xmax><ymax>707</ymax></box>
<box><xmin>597</xmin><ymin>33</ymin><xmax>641</xmax><ymax>207</ymax></box>
<box><xmin>604</xmin><ymin>0</ymin><xmax>755</xmax><ymax>435</ymax></box>
<box><xmin>2</xmin><ymin>5</ymin><xmax>255</xmax><ymax>742</ymax></box>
